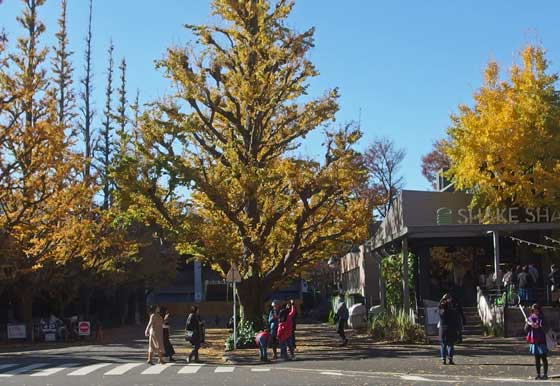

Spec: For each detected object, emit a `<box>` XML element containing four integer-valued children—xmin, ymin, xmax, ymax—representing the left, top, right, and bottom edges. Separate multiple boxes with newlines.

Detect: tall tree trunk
<box><xmin>16</xmin><ymin>286</ymin><xmax>34</xmax><ymax>342</ymax></box>
<box><xmin>236</xmin><ymin>278</ymin><xmax>267</xmax><ymax>329</ymax></box>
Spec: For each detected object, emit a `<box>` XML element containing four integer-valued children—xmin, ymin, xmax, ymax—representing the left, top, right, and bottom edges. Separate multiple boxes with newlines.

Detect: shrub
<box><xmin>224</xmin><ymin>319</ymin><xmax>258</xmax><ymax>351</ymax></box>
<box><xmin>370</xmin><ymin>308</ymin><xmax>425</xmax><ymax>343</ymax></box>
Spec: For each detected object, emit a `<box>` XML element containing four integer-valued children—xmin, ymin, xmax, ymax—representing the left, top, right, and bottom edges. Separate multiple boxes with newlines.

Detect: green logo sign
<box><xmin>436</xmin><ymin>207</ymin><xmax>453</xmax><ymax>225</ymax></box>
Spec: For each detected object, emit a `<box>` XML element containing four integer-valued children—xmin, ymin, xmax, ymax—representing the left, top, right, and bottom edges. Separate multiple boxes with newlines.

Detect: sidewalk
<box><xmin>222</xmin><ymin>322</ymin><xmax>553</xmax><ymax>380</ymax></box>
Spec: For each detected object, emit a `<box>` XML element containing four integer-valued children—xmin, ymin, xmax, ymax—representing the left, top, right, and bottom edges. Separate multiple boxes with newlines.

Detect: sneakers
<box><xmin>542</xmin><ymin>375</ymin><xmax>548</xmax><ymax>380</ymax></box>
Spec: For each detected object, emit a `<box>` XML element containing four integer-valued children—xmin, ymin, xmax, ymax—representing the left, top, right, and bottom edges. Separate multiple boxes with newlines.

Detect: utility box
<box><xmin>348</xmin><ymin>303</ymin><xmax>367</xmax><ymax>329</ymax></box>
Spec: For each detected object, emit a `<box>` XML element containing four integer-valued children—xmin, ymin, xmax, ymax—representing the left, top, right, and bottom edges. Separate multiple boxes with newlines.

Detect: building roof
<box><xmin>368</xmin><ymin>190</ymin><xmax>560</xmax><ymax>250</ymax></box>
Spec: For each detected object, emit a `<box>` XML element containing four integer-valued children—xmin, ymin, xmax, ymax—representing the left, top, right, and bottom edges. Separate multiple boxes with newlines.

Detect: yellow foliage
<box><xmin>447</xmin><ymin>45</ymin><xmax>560</xmax><ymax>210</ymax></box>
<box><xmin>117</xmin><ymin>0</ymin><xmax>373</xmax><ymax>312</ymax></box>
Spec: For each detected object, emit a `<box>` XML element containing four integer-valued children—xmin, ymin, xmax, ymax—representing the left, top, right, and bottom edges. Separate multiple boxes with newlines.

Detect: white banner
<box><xmin>7</xmin><ymin>324</ymin><xmax>26</xmax><ymax>339</ymax></box>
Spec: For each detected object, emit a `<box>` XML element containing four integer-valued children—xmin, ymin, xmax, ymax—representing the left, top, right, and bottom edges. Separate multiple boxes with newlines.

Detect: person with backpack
<box><xmin>526</xmin><ymin>304</ymin><xmax>549</xmax><ymax>380</ymax></box>
<box><xmin>334</xmin><ymin>295</ymin><xmax>349</xmax><ymax>346</ymax></box>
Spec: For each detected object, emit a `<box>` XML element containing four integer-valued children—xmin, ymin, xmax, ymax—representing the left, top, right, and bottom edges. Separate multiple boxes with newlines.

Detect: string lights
<box><xmin>544</xmin><ymin>236</ymin><xmax>560</xmax><ymax>245</ymax></box>
<box><xmin>509</xmin><ymin>236</ymin><xmax>557</xmax><ymax>251</ymax></box>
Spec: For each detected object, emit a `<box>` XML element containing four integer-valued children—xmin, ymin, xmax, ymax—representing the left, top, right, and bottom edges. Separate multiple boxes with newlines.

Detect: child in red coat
<box><xmin>277</xmin><ymin>302</ymin><xmax>296</xmax><ymax>360</ymax></box>
<box><xmin>255</xmin><ymin>329</ymin><xmax>271</xmax><ymax>361</ymax></box>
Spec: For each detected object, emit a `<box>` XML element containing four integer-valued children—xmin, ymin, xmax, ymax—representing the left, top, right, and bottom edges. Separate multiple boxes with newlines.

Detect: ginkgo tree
<box><xmin>116</xmin><ymin>0</ymin><xmax>373</xmax><ymax>323</ymax></box>
<box><xmin>446</xmin><ymin>45</ymin><xmax>560</xmax><ymax>211</ymax></box>
<box><xmin>0</xmin><ymin>0</ymin><xmax>135</xmax><ymax>336</ymax></box>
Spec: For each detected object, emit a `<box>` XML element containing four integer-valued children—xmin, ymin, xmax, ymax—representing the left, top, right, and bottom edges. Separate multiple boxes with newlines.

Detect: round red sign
<box><xmin>79</xmin><ymin>322</ymin><xmax>90</xmax><ymax>334</ymax></box>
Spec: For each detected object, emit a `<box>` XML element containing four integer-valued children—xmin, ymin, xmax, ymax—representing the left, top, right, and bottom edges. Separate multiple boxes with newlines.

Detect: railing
<box><xmin>482</xmin><ymin>286</ymin><xmax>550</xmax><ymax>307</ymax></box>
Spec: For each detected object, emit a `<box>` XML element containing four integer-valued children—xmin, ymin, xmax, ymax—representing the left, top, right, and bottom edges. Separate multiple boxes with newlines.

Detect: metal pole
<box><xmin>233</xmin><ymin>280</ymin><xmax>237</xmax><ymax>350</ymax></box>
<box><xmin>493</xmin><ymin>231</ymin><xmax>500</xmax><ymax>278</ymax></box>
<box><xmin>402</xmin><ymin>238</ymin><xmax>410</xmax><ymax>314</ymax></box>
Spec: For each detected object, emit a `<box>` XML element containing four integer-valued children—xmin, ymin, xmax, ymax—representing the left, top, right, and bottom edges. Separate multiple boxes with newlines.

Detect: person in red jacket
<box><xmin>255</xmin><ymin>329</ymin><xmax>271</xmax><ymax>362</ymax></box>
<box><xmin>277</xmin><ymin>301</ymin><xmax>296</xmax><ymax>360</ymax></box>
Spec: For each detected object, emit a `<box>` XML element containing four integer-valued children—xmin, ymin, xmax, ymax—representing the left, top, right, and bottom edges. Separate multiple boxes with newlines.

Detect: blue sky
<box><xmin>1</xmin><ymin>1</ymin><xmax>560</xmax><ymax>190</ymax></box>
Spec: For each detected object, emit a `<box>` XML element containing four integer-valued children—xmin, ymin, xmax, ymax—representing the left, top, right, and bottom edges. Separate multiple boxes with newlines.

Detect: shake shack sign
<box><xmin>436</xmin><ymin>207</ymin><xmax>560</xmax><ymax>225</ymax></box>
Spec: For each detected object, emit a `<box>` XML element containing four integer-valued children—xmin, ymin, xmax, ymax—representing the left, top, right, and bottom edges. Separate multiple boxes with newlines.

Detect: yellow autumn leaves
<box><xmin>447</xmin><ymin>45</ymin><xmax>560</xmax><ymax>210</ymax></box>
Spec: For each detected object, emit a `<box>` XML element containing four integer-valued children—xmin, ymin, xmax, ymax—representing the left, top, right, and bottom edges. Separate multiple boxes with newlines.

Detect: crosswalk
<box><xmin>0</xmin><ymin>362</ymin><xmax>271</xmax><ymax>378</ymax></box>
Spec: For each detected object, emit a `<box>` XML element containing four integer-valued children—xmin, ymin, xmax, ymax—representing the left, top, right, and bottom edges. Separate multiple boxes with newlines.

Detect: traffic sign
<box><xmin>226</xmin><ymin>265</ymin><xmax>241</xmax><ymax>283</ymax></box>
<box><xmin>78</xmin><ymin>321</ymin><xmax>90</xmax><ymax>336</ymax></box>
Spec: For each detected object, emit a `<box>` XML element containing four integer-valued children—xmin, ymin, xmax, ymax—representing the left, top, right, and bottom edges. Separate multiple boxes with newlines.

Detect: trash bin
<box><xmin>348</xmin><ymin>303</ymin><xmax>367</xmax><ymax>329</ymax></box>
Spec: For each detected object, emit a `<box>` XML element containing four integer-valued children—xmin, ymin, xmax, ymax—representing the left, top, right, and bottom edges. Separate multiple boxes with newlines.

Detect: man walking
<box><xmin>335</xmin><ymin>295</ymin><xmax>349</xmax><ymax>346</ymax></box>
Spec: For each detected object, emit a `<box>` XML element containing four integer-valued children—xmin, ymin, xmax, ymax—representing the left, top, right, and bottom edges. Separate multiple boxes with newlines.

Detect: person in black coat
<box><xmin>161</xmin><ymin>307</ymin><xmax>176</xmax><ymax>362</ymax></box>
<box><xmin>185</xmin><ymin>306</ymin><xmax>202</xmax><ymax>363</ymax></box>
<box><xmin>439</xmin><ymin>293</ymin><xmax>459</xmax><ymax>365</ymax></box>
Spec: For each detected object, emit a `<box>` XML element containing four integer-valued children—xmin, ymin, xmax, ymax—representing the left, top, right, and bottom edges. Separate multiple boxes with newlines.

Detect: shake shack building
<box><xmin>367</xmin><ymin>190</ymin><xmax>560</xmax><ymax>310</ymax></box>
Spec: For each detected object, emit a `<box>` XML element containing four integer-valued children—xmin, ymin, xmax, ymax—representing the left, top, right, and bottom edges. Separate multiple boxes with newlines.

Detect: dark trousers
<box><xmin>271</xmin><ymin>335</ymin><xmax>278</xmax><ymax>357</ymax></box>
<box><xmin>189</xmin><ymin>342</ymin><xmax>200</xmax><ymax>361</ymax></box>
<box><xmin>257</xmin><ymin>336</ymin><xmax>268</xmax><ymax>360</ymax></box>
<box><xmin>440</xmin><ymin>342</ymin><xmax>454</xmax><ymax>359</ymax></box>
<box><xmin>535</xmin><ymin>354</ymin><xmax>548</xmax><ymax>376</ymax></box>
<box><xmin>337</xmin><ymin>319</ymin><xmax>346</xmax><ymax>341</ymax></box>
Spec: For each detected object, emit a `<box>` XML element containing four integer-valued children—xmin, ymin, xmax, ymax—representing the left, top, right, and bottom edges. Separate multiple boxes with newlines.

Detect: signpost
<box><xmin>226</xmin><ymin>265</ymin><xmax>241</xmax><ymax>350</ymax></box>
<box><xmin>78</xmin><ymin>321</ymin><xmax>91</xmax><ymax>336</ymax></box>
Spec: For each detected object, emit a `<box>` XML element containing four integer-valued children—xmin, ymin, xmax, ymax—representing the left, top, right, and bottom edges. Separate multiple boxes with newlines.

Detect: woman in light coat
<box><xmin>145</xmin><ymin>305</ymin><xmax>165</xmax><ymax>365</ymax></box>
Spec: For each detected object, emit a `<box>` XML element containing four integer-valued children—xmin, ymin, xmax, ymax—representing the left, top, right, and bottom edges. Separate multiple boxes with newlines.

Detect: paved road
<box><xmin>0</xmin><ymin>351</ymin><xmax>558</xmax><ymax>385</ymax></box>
<box><xmin>1</xmin><ymin>323</ymin><xmax>558</xmax><ymax>385</ymax></box>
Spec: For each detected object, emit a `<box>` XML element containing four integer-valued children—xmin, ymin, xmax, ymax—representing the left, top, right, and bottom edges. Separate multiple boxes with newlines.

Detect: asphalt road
<box><xmin>1</xmin><ymin>323</ymin><xmax>558</xmax><ymax>386</ymax></box>
<box><xmin>0</xmin><ymin>347</ymin><xmax>558</xmax><ymax>386</ymax></box>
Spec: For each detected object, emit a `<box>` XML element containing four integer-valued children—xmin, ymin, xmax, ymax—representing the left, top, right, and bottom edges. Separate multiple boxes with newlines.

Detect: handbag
<box><xmin>185</xmin><ymin>330</ymin><xmax>194</xmax><ymax>342</ymax></box>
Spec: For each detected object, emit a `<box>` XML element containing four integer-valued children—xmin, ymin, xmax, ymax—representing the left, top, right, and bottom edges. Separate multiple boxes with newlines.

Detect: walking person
<box><xmin>335</xmin><ymin>295</ymin><xmax>349</xmax><ymax>346</ymax></box>
<box><xmin>185</xmin><ymin>306</ymin><xmax>202</xmax><ymax>363</ymax></box>
<box><xmin>548</xmin><ymin>265</ymin><xmax>560</xmax><ymax>307</ymax></box>
<box><xmin>439</xmin><ymin>293</ymin><xmax>459</xmax><ymax>365</ymax></box>
<box><xmin>268</xmin><ymin>300</ymin><xmax>281</xmax><ymax>359</ymax></box>
<box><xmin>451</xmin><ymin>295</ymin><xmax>466</xmax><ymax>344</ymax></box>
<box><xmin>161</xmin><ymin>307</ymin><xmax>176</xmax><ymax>362</ymax></box>
<box><xmin>145</xmin><ymin>305</ymin><xmax>165</xmax><ymax>365</ymax></box>
<box><xmin>526</xmin><ymin>304</ymin><xmax>549</xmax><ymax>380</ymax></box>
<box><xmin>277</xmin><ymin>301</ymin><xmax>296</xmax><ymax>360</ymax></box>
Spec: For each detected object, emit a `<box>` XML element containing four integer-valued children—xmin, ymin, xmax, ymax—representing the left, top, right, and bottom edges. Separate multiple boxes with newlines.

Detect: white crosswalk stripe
<box><xmin>0</xmin><ymin>363</ymin><xmax>48</xmax><ymax>377</ymax></box>
<box><xmin>178</xmin><ymin>365</ymin><xmax>202</xmax><ymax>374</ymax></box>
<box><xmin>214</xmin><ymin>366</ymin><xmax>235</xmax><ymax>373</ymax></box>
<box><xmin>104</xmin><ymin>363</ymin><xmax>143</xmax><ymax>375</ymax></box>
<box><xmin>140</xmin><ymin>363</ymin><xmax>174</xmax><ymax>375</ymax></box>
<box><xmin>30</xmin><ymin>363</ymin><xmax>78</xmax><ymax>377</ymax></box>
<box><xmin>67</xmin><ymin>363</ymin><xmax>111</xmax><ymax>376</ymax></box>
<box><xmin>0</xmin><ymin>362</ymin><xmax>252</xmax><ymax>377</ymax></box>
